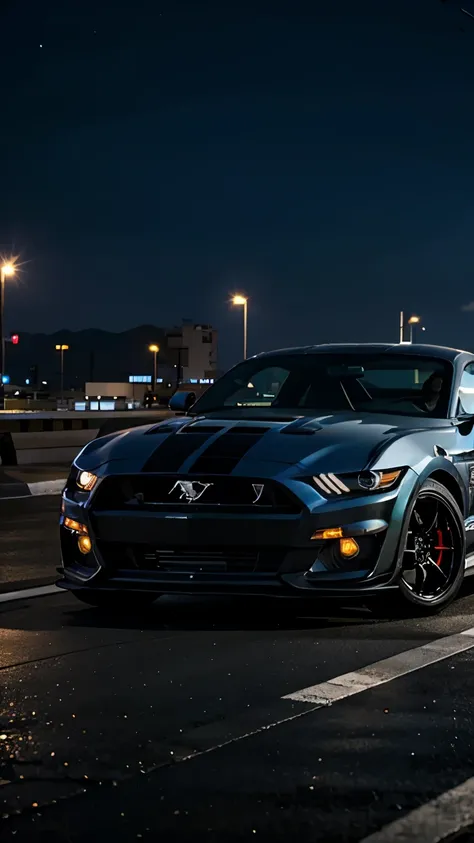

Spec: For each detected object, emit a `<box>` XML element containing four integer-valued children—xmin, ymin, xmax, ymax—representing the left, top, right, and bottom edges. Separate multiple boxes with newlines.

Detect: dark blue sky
<box><xmin>3</xmin><ymin>0</ymin><xmax>474</xmax><ymax>367</ymax></box>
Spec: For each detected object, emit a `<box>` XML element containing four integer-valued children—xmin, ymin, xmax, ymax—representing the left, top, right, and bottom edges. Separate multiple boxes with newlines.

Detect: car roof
<box><xmin>254</xmin><ymin>343</ymin><xmax>472</xmax><ymax>364</ymax></box>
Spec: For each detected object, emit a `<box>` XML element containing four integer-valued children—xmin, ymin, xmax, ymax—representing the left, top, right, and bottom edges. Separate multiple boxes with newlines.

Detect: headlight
<box><xmin>310</xmin><ymin>468</ymin><xmax>404</xmax><ymax>497</ymax></box>
<box><xmin>77</xmin><ymin>470</ymin><xmax>98</xmax><ymax>492</ymax></box>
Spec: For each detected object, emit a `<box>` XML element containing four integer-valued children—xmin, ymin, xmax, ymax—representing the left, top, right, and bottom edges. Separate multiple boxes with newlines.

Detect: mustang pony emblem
<box><xmin>169</xmin><ymin>480</ymin><xmax>213</xmax><ymax>502</ymax></box>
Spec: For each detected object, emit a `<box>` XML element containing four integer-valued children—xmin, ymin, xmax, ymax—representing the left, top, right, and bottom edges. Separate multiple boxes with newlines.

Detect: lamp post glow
<box><xmin>149</xmin><ymin>344</ymin><xmax>159</xmax><ymax>387</ymax></box>
<box><xmin>399</xmin><ymin>312</ymin><xmax>423</xmax><ymax>344</ymax></box>
<box><xmin>408</xmin><ymin>315</ymin><xmax>421</xmax><ymax>344</ymax></box>
<box><xmin>232</xmin><ymin>294</ymin><xmax>248</xmax><ymax>359</ymax></box>
<box><xmin>0</xmin><ymin>262</ymin><xmax>16</xmax><ymax>410</ymax></box>
<box><xmin>55</xmin><ymin>344</ymin><xmax>69</xmax><ymax>403</ymax></box>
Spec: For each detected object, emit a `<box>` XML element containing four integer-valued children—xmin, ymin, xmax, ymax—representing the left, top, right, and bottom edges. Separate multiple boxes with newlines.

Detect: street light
<box><xmin>232</xmin><ymin>294</ymin><xmax>248</xmax><ymax>359</ymax></box>
<box><xmin>398</xmin><ymin>311</ymin><xmax>424</xmax><ymax>344</ymax></box>
<box><xmin>407</xmin><ymin>315</ymin><xmax>421</xmax><ymax>344</ymax></box>
<box><xmin>149</xmin><ymin>344</ymin><xmax>159</xmax><ymax>387</ymax></box>
<box><xmin>0</xmin><ymin>261</ymin><xmax>17</xmax><ymax>410</ymax></box>
<box><xmin>55</xmin><ymin>344</ymin><xmax>69</xmax><ymax>403</ymax></box>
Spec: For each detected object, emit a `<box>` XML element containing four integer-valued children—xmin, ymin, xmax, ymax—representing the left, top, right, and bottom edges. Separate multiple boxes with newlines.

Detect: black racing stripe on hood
<box><xmin>142</xmin><ymin>431</ymin><xmax>216</xmax><ymax>472</ymax></box>
<box><xmin>189</xmin><ymin>429</ymin><xmax>269</xmax><ymax>475</ymax></box>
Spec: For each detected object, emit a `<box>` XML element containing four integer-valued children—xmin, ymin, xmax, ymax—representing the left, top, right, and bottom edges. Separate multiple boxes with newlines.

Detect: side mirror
<box><xmin>169</xmin><ymin>391</ymin><xmax>196</xmax><ymax>413</ymax></box>
<box><xmin>455</xmin><ymin>416</ymin><xmax>474</xmax><ymax>436</ymax></box>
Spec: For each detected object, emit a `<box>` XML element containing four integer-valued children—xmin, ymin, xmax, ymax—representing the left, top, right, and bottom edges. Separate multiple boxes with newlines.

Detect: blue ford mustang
<box><xmin>58</xmin><ymin>343</ymin><xmax>474</xmax><ymax>615</ymax></box>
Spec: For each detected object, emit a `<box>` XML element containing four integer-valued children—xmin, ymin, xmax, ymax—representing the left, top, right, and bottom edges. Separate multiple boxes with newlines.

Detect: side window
<box><xmin>363</xmin><ymin>368</ymin><xmax>432</xmax><ymax>391</ymax></box>
<box><xmin>458</xmin><ymin>363</ymin><xmax>474</xmax><ymax>415</ymax></box>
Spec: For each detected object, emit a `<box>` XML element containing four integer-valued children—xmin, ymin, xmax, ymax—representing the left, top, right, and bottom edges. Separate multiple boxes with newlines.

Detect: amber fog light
<box><xmin>312</xmin><ymin>527</ymin><xmax>344</xmax><ymax>540</ymax></box>
<box><xmin>64</xmin><ymin>517</ymin><xmax>88</xmax><ymax>534</ymax></box>
<box><xmin>78</xmin><ymin>535</ymin><xmax>92</xmax><ymax>555</ymax></box>
<box><xmin>339</xmin><ymin>537</ymin><xmax>359</xmax><ymax>558</ymax></box>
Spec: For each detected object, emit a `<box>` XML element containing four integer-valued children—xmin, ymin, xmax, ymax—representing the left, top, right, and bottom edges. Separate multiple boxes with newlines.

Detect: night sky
<box><xmin>3</xmin><ymin>0</ymin><xmax>474</xmax><ymax>368</ymax></box>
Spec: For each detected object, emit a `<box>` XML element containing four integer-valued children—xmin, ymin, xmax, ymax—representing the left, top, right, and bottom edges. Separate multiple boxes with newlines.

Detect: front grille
<box><xmin>97</xmin><ymin>542</ymin><xmax>285</xmax><ymax>574</ymax></box>
<box><xmin>92</xmin><ymin>475</ymin><xmax>301</xmax><ymax>514</ymax></box>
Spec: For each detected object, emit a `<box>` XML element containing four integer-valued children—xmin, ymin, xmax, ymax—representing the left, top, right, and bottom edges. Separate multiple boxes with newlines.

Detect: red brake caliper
<box><xmin>434</xmin><ymin>529</ymin><xmax>449</xmax><ymax>566</ymax></box>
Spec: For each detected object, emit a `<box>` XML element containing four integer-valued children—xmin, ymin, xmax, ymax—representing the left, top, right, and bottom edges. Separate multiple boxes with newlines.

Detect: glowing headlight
<box><xmin>312</xmin><ymin>469</ymin><xmax>403</xmax><ymax>497</ymax></box>
<box><xmin>77</xmin><ymin>470</ymin><xmax>98</xmax><ymax>492</ymax></box>
<box><xmin>357</xmin><ymin>470</ymin><xmax>401</xmax><ymax>491</ymax></box>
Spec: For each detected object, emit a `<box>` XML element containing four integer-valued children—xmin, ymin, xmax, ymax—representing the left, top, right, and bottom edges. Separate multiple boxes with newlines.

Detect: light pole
<box><xmin>149</xmin><ymin>344</ymin><xmax>159</xmax><ymax>388</ymax></box>
<box><xmin>408</xmin><ymin>315</ymin><xmax>421</xmax><ymax>344</ymax></box>
<box><xmin>55</xmin><ymin>344</ymin><xmax>69</xmax><ymax>404</ymax></box>
<box><xmin>232</xmin><ymin>294</ymin><xmax>248</xmax><ymax>359</ymax></box>
<box><xmin>0</xmin><ymin>262</ymin><xmax>16</xmax><ymax>410</ymax></box>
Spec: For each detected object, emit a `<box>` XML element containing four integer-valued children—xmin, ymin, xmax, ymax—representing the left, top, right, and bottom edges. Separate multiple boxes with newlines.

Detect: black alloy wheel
<box><xmin>370</xmin><ymin>479</ymin><xmax>465</xmax><ymax>618</ymax></box>
<box><xmin>72</xmin><ymin>591</ymin><xmax>160</xmax><ymax>612</ymax></box>
<box><xmin>398</xmin><ymin>479</ymin><xmax>465</xmax><ymax>613</ymax></box>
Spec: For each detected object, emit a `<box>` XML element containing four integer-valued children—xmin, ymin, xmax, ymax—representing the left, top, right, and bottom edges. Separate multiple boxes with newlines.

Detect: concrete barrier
<box><xmin>0</xmin><ymin>469</ymin><xmax>30</xmax><ymax>498</ymax></box>
<box><xmin>0</xmin><ymin>410</ymin><xmax>168</xmax><ymax>434</ymax></box>
<box><xmin>10</xmin><ymin>430</ymin><xmax>95</xmax><ymax>465</ymax></box>
<box><xmin>0</xmin><ymin>432</ymin><xmax>17</xmax><ymax>465</ymax></box>
<box><xmin>0</xmin><ymin>410</ymin><xmax>173</xmax><ymax>466</ymax></box>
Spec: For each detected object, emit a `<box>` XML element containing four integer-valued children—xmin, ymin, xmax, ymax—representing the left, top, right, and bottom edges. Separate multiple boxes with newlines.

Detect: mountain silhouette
<box><xmin>6</xmin><ymin>325</ymin><xmax>175</xmax><ymax>389</ymax></box>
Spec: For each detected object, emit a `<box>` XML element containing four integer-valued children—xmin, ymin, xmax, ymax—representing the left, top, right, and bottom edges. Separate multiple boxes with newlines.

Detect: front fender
<box><xmin>380</xmin><ymin>458</ymin><xmax>466</xmax><ymax>584</ymax></box>
<box><xmin>417</xmin><ymin>456</ymin><xmax>468</xmax><ymax>515</ymax></box>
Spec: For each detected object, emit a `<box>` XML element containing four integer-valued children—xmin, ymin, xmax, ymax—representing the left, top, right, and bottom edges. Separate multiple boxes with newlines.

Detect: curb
<box><xmin>0</xmin><ymin>475</ymin><xmax>66</xmax><ymax>500</ymax></box>
<box><xmin>29</xmin><ymin>478</ymin><xmax>66</xmax><ymax>496</ymax></box>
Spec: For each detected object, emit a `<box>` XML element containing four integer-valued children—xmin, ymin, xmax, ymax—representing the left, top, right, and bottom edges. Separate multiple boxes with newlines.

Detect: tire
<box><xmin>371</xmin><ymin>478</ymin><xmax>465</xmax><ymax>618</ymax></box>
<box><xmin>72</xmin><ymin>591</ymin><xmax>160</xmax><ymax>611</ymax></box>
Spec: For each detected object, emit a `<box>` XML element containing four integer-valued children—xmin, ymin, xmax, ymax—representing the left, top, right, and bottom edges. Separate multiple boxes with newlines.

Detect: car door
<box><xmin>453</xmin><ymin>362</ymin><xmax>474</xmax><ymax>552</ymax></box>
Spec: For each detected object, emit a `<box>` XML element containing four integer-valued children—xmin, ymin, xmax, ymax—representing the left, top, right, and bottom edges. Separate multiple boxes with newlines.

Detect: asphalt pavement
<box><xmin>0</xmin><ymin>497</ymin><xmax>59</xmax><ymax>591</ymax></box>
<box><xmin>2</xmin><ymin>496</ymin><xmax>474</xmax><ymax>841</ymax></box>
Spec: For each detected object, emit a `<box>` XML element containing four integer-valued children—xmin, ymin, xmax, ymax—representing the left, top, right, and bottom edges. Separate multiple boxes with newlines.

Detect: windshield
<box><xmin>192</xmin><ymin>353</ymin><xmax>453</xmax><ymax>418</ymax></box>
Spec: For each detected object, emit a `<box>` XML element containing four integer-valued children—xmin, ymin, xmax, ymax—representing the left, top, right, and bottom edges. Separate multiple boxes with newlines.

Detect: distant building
<box><xmin>6</xmin><ymin>321</ymin><xmax>219</xmax><ymax>389</ymax></box>
<box><xmin>165</xmin><ymin>322</ymin><xmax>218</xmax><ymax>384</ymax></box>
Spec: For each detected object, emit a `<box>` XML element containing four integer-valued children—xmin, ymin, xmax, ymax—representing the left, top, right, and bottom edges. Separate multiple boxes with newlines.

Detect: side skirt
<box><xmin>464</xmin><ymin>518</ymin><xmax>474</xmax><ymax>571</ymax></box>
<box><xmin>465</xmin><ymin>553</ymin><xmax>474</xmax><ymax>574</ymax></box>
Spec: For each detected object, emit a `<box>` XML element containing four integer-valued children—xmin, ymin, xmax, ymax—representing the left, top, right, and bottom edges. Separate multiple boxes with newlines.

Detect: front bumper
<box><xmin>58</xmin><ymin>469</ymin><xmax>418</xmax><ymax>599</ymax></box>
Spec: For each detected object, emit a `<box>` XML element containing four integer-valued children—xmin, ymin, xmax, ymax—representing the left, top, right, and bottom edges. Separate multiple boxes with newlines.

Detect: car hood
<box><xmin>75</xmin><ymin>411</ymin><xmax>453</xmax><ymax>477</ymax></box>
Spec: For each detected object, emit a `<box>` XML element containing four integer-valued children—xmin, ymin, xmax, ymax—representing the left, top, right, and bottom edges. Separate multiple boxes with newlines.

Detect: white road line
<box><xmin>0</xmin><ymin>493</ymin><xmax>34</xmax><ymax>501</ymax></box>
<box><xmin>0</xmin><ymin>584</ymin><xmax>61</xmax><ymax>603</ymax></box>
<box><xmin>359</xmin><ymin>775</ymin><xmax>474</xmax><ymax>843</ymax></box>
<box><xmin>283</xmin><ymin>627</ymin><xmax>474</xmax><ymax>704</ymax></box>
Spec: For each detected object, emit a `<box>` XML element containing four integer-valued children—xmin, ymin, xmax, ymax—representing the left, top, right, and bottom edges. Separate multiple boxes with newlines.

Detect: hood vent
<box><xmin>146</xmin><ymin>423</ymin><xmax>180</xmax><ymax>435</ymax></box>
<box><xmin>280</xmin><ymin>418</ymin><xmax>323</xmax><ymax>435</ymax></box>
<box><xmin>226</xmin><ymin>426</ymin><xmax>271</xmax><ymax>435</ymax></box>
<box><xmin>280</xmin><ymin>427</ymin><xmax>316</xmax><ymax>436</ymax></box>
<box><xmin>179</xmin><ymin>425</ymin><xmax>224</xmax><ymax>434</ymax></box>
